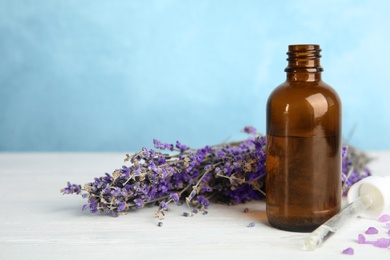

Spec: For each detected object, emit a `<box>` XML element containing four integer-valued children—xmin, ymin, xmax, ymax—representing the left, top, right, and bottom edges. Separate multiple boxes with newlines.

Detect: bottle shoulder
<box><xmin>266</xmin><ymin>80</ymin><xmax>341</xmax><ymax>122</ymax></box>
<box><xmin>266</xmin><ymin>80</ymin><xmax>342</xmax><ymax>137</ymax></box>
<box><xmin>268</xmin><ymin>80</ymin><xmax>341</xmax><ymax>105</ymax></box>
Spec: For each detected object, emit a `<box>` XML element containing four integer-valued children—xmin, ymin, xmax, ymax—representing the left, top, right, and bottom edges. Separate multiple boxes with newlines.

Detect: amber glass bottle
<box><xmin>265</xmin><ymin>44</ymin><xmax>342</xmax><ymax>232</ymax></box>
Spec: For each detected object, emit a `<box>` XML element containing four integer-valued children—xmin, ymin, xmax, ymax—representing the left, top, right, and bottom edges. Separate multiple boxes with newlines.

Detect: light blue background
<box><xmin>1</xmin><ymin>0</ymin><xmax>389</xmax><ymax>152</ymax></box>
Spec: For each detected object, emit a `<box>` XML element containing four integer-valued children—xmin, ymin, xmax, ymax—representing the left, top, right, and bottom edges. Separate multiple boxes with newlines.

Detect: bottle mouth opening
<box><xmin>288</xmin><ymin>44</ymin><xmax>321</xmax><ymax>51</ymax></box>
<box><xmin>286</xmin><ymin>44</ymin><xmax>322</xmax><ymax>60</ymax></box>
<box><xmin>285</xmin><ymin>44</ymin><xmax>322</xmax><ymax>71</ymax></box>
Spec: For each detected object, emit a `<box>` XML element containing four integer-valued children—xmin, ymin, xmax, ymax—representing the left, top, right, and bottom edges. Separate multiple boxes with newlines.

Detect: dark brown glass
<box><xmin>265</xmin><ymin>44</ymin><xmax>342</xmax><ymax>232</ymax></box>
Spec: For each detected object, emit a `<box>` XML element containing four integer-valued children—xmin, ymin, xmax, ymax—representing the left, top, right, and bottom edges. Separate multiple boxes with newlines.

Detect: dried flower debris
<box><xmin>62</xmin><ymin>126</ymin><xmax>371</xmax><ymax>219</ymax></box>
<box><xmin>247</xmin><ymin>222</ymin><xmax>256</xmax><ymax>228</ymax></box>
<box><xmin>365</xmin><ymin>227</ymin><xmax>378</xmax><ymax>235</ymax></box>
<box><xmin>350</xmin><ymin>214</ymin><xmax>390</xmax><ymax>252</ymax></box>
<box><xmin>342</xmin><ymin>214</ymin><xmax>390</xmax><ymax>255</ymax></box>
<box><xmin>370</xmin><ymin>215</ymin><xmax>390</xmax><ymax>248</ymax></box>
<box><xmin>342</xmin><ymin>247</ymin><xmax>354</xmax><ymax>255</ymax></box>
<box><xmin>378</xmin><ymin>214</ymin><xmax>390</xmax><ymax>222</ymax></box>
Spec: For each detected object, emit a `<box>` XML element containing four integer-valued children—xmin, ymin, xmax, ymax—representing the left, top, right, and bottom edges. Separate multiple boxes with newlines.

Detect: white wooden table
<box><xmin>0</xmin><ymin>152</ymin><xmax>389</xmax><ymax>259</ymax></box>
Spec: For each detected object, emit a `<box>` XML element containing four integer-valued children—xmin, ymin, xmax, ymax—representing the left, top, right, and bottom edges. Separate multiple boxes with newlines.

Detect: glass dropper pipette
<box><xmin>303</xmin><ymin>176</ymin><xmax>390</xmax><ymax>251</ymax></box>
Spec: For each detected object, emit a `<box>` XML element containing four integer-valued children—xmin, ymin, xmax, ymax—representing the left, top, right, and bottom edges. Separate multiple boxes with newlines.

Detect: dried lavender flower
<box><xmin>341</xmin><ymin>146</ymin><xmax>372</xmax><ymax>195</ymax></box>
<box><xmin>358</xmin><ymin>234</ymin><xmax>366</xmax><ymax>244</ymax></box>
<box><xmin>247</xmin><ymin>222</ymin><xmax>256</xmax><ymax>228</ymax></box>
<box><xmin>378</xmin><ymin>214</ymin><xmax>390</xmax><ymax>222</ymax></box>
<box><xmin>365</xmin><ymin>227</ymin><xmax>378</xmax><ymax>235</ymax></box>
<box><xmin>355</xmin><ymin>217</ymin><xmax>390</xmax><ymax>250</ymax></box>
<box><xmin>341</xmin><ymin>247</ymin><xmax>354</xmax><ymax>255</ymax></box>
<box><xmin>373</xmin><ymin>238</ymin><xmax>390</xmax><ymax>248</ymax></box>
<box><xmin>61</xmin><ymin>126</ymin><xmax>371</xmax><ymax>218</ymax></box>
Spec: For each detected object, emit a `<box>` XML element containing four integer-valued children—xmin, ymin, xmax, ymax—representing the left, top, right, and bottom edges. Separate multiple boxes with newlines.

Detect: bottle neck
<box><xmin>286</xmin><ymin>72</ymin><xmax>322</xmax><ymax>82</ymax></box>
<box><xmin>285</xmin><ymin>44</ymin><xmax>323</xmax><ymax>82</ymax></box>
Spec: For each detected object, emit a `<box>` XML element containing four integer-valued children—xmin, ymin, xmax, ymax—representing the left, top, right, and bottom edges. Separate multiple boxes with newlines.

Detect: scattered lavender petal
<box><xmin>358</xmin><ymin>234</ymin><xmax>366</xmax><ymax>244</ymax></box>
<box><xmin>373</xmin><ymin>238</ymin><xmax>390</xmax><ymax>248</ymax></box>
<box><xmin>378</xmin><ymin>214</ymin><xmax>390</xmax><ymax>223</ymax></box>
<box><xmin>342</xmin><ymin>247</ymin><xmax>354</xmax><ymax>255</ymax></box>
<box><xmin>247</xmin><ymin>222</ymin><xmax>255</xmax><ymax>228</ymax></box>
<box><xmin>157</xmin><ymin>222</ymin><xmax>163</xmax><ymax>227</ymax></box>
<box><xmin>182</xmin><ymin>212</ymin><xmax>189</xmax><ymax>217</ymax></box>
<box><xmin>202</xmin><ymin>210</ymin><xmax>208</xmax><ymax>215</ymax></box>
<box><xmin>365</xmin><ymin>227</ymin><xmax>379</xmax><ymax>235</ymax></box>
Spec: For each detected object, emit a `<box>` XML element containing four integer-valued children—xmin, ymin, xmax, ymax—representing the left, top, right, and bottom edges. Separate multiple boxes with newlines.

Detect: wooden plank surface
<box><xmin>0</xmin><ymin>152</ymin><xmax>389</xmax><ymax>259</ymax></box>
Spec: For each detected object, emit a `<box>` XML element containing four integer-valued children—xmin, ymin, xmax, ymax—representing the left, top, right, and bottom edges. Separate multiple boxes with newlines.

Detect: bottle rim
<box><xmin>285</xmin><ymin>44</ymin><xmax>323</xmax><ymax>72</ymax></box>
<box><xmin>288</xmin><ymin>44</ymin><xmax>321</xmax><ymax>51</ymax></box>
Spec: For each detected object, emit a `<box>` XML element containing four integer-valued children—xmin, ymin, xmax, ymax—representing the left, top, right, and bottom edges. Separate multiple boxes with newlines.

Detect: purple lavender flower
<box><xmin>169</xmin><ymin>193</ymin><xmax>180</xmax><ymax>203</ymax></box>
<box><xmin>61</xmin><ymin>182</ymin><xmax>81</xmax><ymax>195</ymax></box>
<box><xmin>157</xmin><ymin>156</ymin><xmax>166</xmax><ymax>165</ymax></box>
<box><xmin>159</xmin><ymin>201</ymin><xmax>168</xmax><ymax>211</ymax></box>
<box><xmin>62</xmin><ymin>126</ymin><xmax>371</xmax><ymax>219</ymax></box>
<box><xmin>342</xmin><ymin>146</ymin><xmax>348</xmax><ymax>158</ymax></box>
<box><xmin>89</xmin><ymin>198</ymin><xmax>98</xmax><ymax>213</ymax></box>
<box><xmin>341</xmin><ymin>145</ymin><xmax>372</xmax><ymax>194</ymax></box>
<box><xmin>197</xmin><ymin>195</ymin><xmax>210</xmax><ymax>207</ymax></box>
<box><xmin>243</xmin><ymin>126</ymin><xmax>257</xmax><ymax>135</ymax></box>
<box><xmin>176</xmin><ymin>141</ymin><xmax>189</xmax><ymax>152</ymax></box>
<box><xmin>155</xmin><ymin>140</ymin><xmax>175</xmax><ymax>151</ymax></box>
<box><xmin>111</xmin><ymin>187</ymin><xmax>121</xmax><ymax>196</ymax></box>
<box><xmin>133</xmin><ymin>198</ymin><xmax>144</xmax><ymax>208</ymax></box>
<box><xmin>117</xmin><ymin>202</ymin><xmax>126</xmax><ymax>212</ymax></box>
<box><xmin>153</xmin><ymin>139</ymin><xmax>165</xmax><ymax>150</ymax></box>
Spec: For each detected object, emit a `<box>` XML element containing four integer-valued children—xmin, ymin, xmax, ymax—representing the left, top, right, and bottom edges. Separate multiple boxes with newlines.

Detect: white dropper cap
<box><xmin>347</xmin><ymin>176</ymin><xmax>390</xmax><ymax>219</ymax></box>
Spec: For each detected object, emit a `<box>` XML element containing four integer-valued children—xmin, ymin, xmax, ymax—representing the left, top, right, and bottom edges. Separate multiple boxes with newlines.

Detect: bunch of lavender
<box><xmin>62</xmin><ymin>126</ymin><xmax>371</xmax><ymax>219</ymax></box>
<box><xmin>341</xmin><ymin>145</ymin><xmax>372</xmax><ymax>195</ymax></box>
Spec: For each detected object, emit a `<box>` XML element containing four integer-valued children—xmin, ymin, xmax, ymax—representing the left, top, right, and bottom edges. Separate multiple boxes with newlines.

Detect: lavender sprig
<box><xmin>61</xmin><ymin>127</ymin><xmax>371</xmax><ymax>218</ymax></box>
<box><xmin>341</xmin><ymin>145</ymin><xmax>372</xmax><ymax>195</ymax></box>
